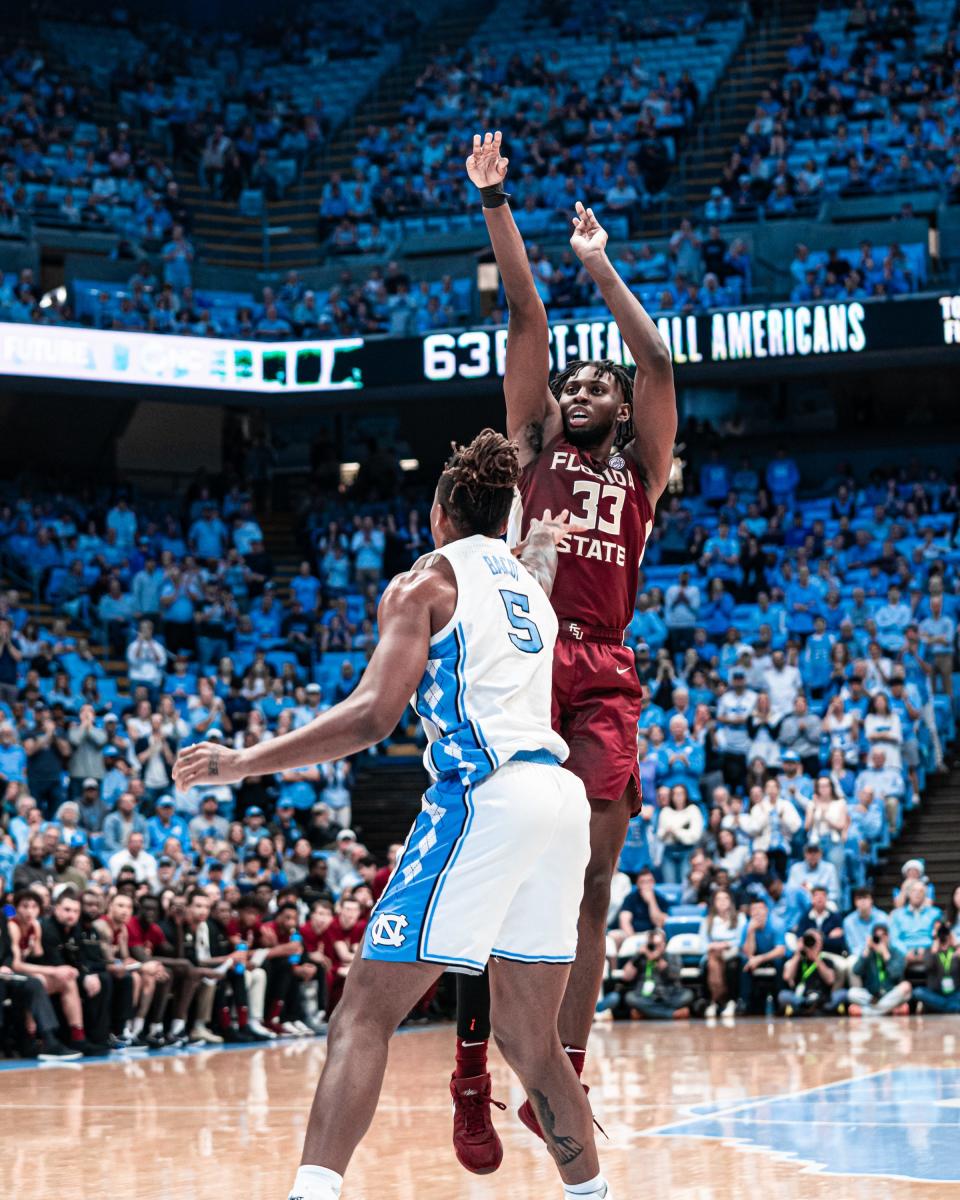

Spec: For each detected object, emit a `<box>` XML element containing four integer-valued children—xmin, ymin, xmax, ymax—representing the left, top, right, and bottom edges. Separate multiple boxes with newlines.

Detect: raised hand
<box><xmin>570</xmin><ymin>200</ymin><xmax>608</xmax><ymax>260</ymax></box>
<box><xmin>528</xmin><ymin>508</ymin><xmax>583</xmax><ymax>545</ymax></box>
<box><xmin>465</xmin><ymin>130</ymin><xmax>509</xmax><ymax>189</ymax></box>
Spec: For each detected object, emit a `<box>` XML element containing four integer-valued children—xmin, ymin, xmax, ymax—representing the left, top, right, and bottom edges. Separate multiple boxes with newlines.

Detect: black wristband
<box><xmin>480</xmin><ymin>183</ymin><xmax>511</xmax><ymax>209</ymax></box>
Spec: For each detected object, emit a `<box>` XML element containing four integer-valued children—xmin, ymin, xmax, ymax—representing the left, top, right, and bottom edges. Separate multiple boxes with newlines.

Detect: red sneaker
<box><xmin>450</xmin><ymin>1073</ymin><xmax>506</xmax><ymax>1175</ymax></box>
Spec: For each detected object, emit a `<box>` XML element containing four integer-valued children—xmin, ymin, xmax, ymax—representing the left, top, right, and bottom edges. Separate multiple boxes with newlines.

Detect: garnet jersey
<box><xmin>514</xmin><ymin>431</ymin><xmax>654</xmax><ymax>633</ymax></box>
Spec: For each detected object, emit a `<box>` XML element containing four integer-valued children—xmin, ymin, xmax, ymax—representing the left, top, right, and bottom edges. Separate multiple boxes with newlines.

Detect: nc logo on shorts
<box><xmin>369</xmin><ymin>912</ymin><xmax>409</xmax><ymax>948</ymax></box>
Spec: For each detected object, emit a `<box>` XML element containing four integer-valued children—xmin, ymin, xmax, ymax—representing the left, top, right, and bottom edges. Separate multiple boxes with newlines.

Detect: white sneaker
<box><xmin>248</xmin><ymin>1019</ymin><xmax>276</xmax><ymax>1040</ymax></box>
<box><xmin>293</xmin><ymin>1021</ymin><xmax>313</xmax><ymax>1037</ymax></box>
<box><xmin>704</xmin><ymin>1003</ymin><xmax>718</xmax><ymax>1019</ymax></box>
<box><xmin>191</xmin><ymin>1023</ymin><xmax>224</xmax><ymax>1044</ymax></box>
<box><xmin>722</xmin><ymin>1000</ymin><xmax>737</xmax><ymax>1018</ymax></box>
<box><xmin>280</xmin><ymin>1021</ymin><xmax>302</xmax><ymax>1037</ymax></box>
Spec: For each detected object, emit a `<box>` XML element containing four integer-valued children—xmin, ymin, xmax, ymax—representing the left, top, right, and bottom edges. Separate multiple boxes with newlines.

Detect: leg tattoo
<box><xmin>529</xmin><ymin>1089</ymin><xmax>584</xmax><ymax>1167</ymax></box>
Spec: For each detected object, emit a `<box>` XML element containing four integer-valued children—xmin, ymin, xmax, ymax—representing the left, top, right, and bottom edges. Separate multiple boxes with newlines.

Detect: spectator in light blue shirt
<box><xmin>663</xmin><ymin>570</ymin><xmax>700</xmax><ymax>652</ymax></box>
<box><xmin>655</xmin><ymin>715</ymin><xmax>706</xmax><ymax>804</ymax></box>
<box><xmin>627</xmin><ymin>594</ymin><xmax>667</xmax><ymax>651</ymax></box>
<box><xmin>786</xmin><ymin>565</ymin><xmax>822</xmax><ymax>636</ymax></box>
<box><xmin>843</xmin><ymin>887</ymin><xmax>889</xmax><ymax>958</ymax></box>
<box><xmin>131</xmin><ymin>557</ymin><xmax>165</xmax><ymax>621</ymax></box>
<box><xmin>189</xmin><ymin>506</ymin><xmax>229</xmax><ymax>560</ymax></box>
<box><xmin>875</xmin><ymin>585</ymin><xmax>913</xmax><ymax>653</ymax></box>
<box><xmin>232</xmin><ymin>508</ymin><xmax>264</xmax><ymax>556</ymax></box>
<box><xmin>765</xmin><ymin>448</ymin><xmax>800</xmax><ymax>506</ymax></box>
<box><xmin>889</xmin><ymin>879</ymin><xmax>942</xmax><ymax>967</ymax></box>
<box><xmin>250</xmin><ymin>593</ymin><xmax>283</xmax><ymax>641</ymax></box>
<box><xmin>351</xmin><ymin>518</ymin><xmax>385</xmax><ymax>586</ymax></box>
<box><xmin>0</xmin><ymin>724</ymin><xmax>27</xmax><ymax>785</ymax></box>
<box><xmin>291</xmin><ymin>562</ymin><xmax>323</xmax><ymax>613</ymax></box>
<box><xmin>787</xmin><ymin>842</ymin><xmax>841</xmax><ymax>906</ymax></box>
<box><xmin>105</xmin><ymin>498</ymin><xmax>138</xmax><ymax>548</ymax></box>
<box><xmin>146</xmin><ymin>796</ymin><xmax>192</xmax><ymax>855</ymax></box>
<box><xmin>800</xmin><ymin>617</ymin><xmax>834</xmax><ymax>695</ymax></box>
<box><xmin>919</xmin><ymin>593</ymin><xmax>955</xmax><ymax>695</ymax></box>
<box><xmin>701</xmin><ymin>522</ymin><xmax>741</xmax><ymax>583</ymax></box>
<box><xmin>699</xmin><ymin>450</ymin><xmax>729</xmax><ymax>504</ymax></box>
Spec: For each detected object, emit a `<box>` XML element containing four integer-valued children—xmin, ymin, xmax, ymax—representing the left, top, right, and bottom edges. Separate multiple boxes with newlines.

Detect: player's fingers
<box><xmin>498</xmin><ymin>157</ymin><xmax>508</xmax><ymax>174</ymax></box>
<box><xmin>493</xmin><ymin>129</ymin><xmax>502</xmax><ymax>151</ymax></box>
<box><xmin>574</xmin><ymin>199</ymin><xmax>586</xmax><ymax>217</ymax></box>
<box><xmin>483</xmin><ymin>130</ymin><xmax>493</xmax><ymax>148</ymax></box>
<box><xmin>472</xmin><ymin>133</ymin><xmax>481</xmax><ymax>156</ymax></box>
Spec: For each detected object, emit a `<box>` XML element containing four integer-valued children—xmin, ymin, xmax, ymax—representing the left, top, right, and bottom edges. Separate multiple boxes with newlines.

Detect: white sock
<box><xmin>288</xmin><ymin>1165</ymin><xmax>343</xmax><ymax>1200</ymax></box>
<box><xmin>563</xmin><ymin>1174</ymin><xmax>609</xmax><ymax>1197</ymax></box>
<box><xmin>169</xmin><ymin>1019</ymin><xmax>186</xmax><ymax>1036</ymax></box>
<box><xmin>148</xmin><ymin>1023</ymin><xmax>164</xmax><ymax>1037</ymax></box>
<box><xmin>129</xmin><ymin>1017</ymin><xmax>144</xmax><ymax>1036</ymax></box>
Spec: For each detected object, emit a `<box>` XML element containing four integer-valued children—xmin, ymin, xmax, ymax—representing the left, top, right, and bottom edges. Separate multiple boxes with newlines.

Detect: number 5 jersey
<box><xmin>414</xmin><ymin>534</ymin><xmax>568</xmax><ymax>783</ymax></box>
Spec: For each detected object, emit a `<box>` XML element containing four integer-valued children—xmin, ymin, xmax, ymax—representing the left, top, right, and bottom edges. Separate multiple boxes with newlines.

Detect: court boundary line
<box><xmin>638</xmin><ymin>1065</ymin><xmax>896</xmax><ymax>1136</ymax></box>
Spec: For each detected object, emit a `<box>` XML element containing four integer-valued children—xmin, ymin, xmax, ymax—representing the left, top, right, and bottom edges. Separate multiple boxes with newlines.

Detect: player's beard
<box><xmin>563</xmin><ymin>415</ymin><xmax>618</xmax><ymax>452</ymax></box>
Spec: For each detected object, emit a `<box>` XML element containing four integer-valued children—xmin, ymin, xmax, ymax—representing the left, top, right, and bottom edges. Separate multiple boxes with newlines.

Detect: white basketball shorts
<box><xmin>361</xmin><ymin>752</ymin><xmax>590</xmax><ymax>971</ymax></box>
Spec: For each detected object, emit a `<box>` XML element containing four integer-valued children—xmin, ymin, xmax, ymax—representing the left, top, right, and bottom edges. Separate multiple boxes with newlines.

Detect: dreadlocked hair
<box><xmin>550</xmin><ymin>358</ymin><xmax>636</xmax><ymax>448</ymax></box>
<box><xmin>437</xmin><ymin>428</ymin><xmax>521</xmax><ymax>536</ymax></box>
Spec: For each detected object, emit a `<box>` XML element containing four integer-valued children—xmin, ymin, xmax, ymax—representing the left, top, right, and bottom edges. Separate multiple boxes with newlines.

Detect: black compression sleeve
<box><xmin>456</xmin><ymin>967</ymin><xmax>492</xmax><ymax>1040</ymax></box>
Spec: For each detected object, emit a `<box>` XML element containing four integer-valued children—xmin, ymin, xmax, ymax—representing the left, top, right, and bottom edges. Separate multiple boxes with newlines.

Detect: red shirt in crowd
<box><xmin>126</xmin><ymin>917</ymin><xmax>165</xmax><ymax>953</ymax></box>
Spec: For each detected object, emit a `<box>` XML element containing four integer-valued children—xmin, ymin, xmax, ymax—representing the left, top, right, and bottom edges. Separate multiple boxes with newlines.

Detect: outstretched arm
<box><xmin>570</xmin><ymin>203</ymin><xmax>677</xmax><ymax>504</ymax></box>
<box><xmin>466</xmin><ymin>131</ymin><xmax>561</xmax><ymax>464</ymax></box>
<box><xmin>172</xmin><ymin>568</ymin><xmax>454</xmax><ymax>787</ymax></box>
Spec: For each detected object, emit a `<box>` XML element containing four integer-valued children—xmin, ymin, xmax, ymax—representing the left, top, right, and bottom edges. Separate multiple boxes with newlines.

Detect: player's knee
<box><xmin>326</xmin><ymin>996</ymin><xmax>390</xmax><ymax>1051</ymax></box>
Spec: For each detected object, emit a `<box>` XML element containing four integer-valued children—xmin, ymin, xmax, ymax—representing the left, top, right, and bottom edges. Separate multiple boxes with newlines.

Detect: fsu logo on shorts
<box><xmin>608</xmin><ymin>454</ymin><xmax>625</xmax><ymax>471</ymax></box>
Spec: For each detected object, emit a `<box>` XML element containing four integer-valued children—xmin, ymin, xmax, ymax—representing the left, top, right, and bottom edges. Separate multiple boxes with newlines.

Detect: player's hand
<box><xmin>570</xmin><ymin>201</ymin><xmax>608</xmax><ymax>260</ymax></box>
<box><xmin>173</xmin><ymin>741</ymin><xmax>244</xmax><ymax>789</ymax></box>
<box><xmin>511</xmin><ymin>509</ymin><xmax>584</xmax><ymax>559</ymax></box>
<box><xmin>465</xmin><ymin>130</ymin><xmax>508</xmax><ymax>189</ymax></box>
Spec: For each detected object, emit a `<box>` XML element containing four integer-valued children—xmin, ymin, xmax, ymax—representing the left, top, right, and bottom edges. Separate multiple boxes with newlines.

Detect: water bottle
<box><xmin>234</xmin><ymin>941</ymin><xmax>247</xmax><ymax>975</ymax></box>
<box><xmin>289</xmin><ymin>931</ymin><xmax>302</xmax><ymax>966</ymax></box>
<box><xmin>765</xmin><ymin>994</ymin><xmax>775</xmax><ymax>1018</ymax></box>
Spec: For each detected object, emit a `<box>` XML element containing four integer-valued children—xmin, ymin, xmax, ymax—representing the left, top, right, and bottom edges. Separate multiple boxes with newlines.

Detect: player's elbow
<box><xmin>352</xmin><ymin>696</ymin><xmax>400</xmax><ymax>747</ymax></box>
<box><xmin>506</xmin><ymin>293</ymin><xmax>548</xmax><ymax>327</ymax></box>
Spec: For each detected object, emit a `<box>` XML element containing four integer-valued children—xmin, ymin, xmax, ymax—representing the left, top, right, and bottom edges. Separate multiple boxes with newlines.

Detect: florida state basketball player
<box><xmin>448</xmin><ymin>132</ymin><xmax>677</xmax><ymax>1184</ymax></box>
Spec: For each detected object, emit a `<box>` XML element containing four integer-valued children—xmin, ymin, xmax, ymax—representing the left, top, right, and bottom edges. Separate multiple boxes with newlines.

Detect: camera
<box><xmin>936</xmin><ymin>924</ymin><xmax>951</xmax><ymax>946</ymax></box>
<box><xmin>802</xmin><ymin>931</ymin><xmax>818</xmax><ymax>950</ymax></box>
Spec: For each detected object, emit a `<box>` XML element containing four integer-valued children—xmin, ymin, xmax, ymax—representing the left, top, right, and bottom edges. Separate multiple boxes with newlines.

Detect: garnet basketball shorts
<box><xmin>361</xmin><ymin>752</ymin><xmax>590</xmax><ymax>971</ymax></box>
<box><xmin>551</xmin><ymin>638</ymin><xmax>643</xmax><ymax>809</ymax></box>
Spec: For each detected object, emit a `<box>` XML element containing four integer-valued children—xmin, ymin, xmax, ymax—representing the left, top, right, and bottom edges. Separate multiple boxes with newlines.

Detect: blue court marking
<box><xmin>644</xmin><ymin>1067</ymin><xmax>960</xmax><ymax>1183</ymax></box>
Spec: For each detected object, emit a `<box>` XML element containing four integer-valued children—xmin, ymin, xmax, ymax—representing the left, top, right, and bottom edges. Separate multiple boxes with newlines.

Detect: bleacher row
<box><xmin>712</xmin><ymin>0</ymin><xmax>960</xmax><ymax>216</ymax></box>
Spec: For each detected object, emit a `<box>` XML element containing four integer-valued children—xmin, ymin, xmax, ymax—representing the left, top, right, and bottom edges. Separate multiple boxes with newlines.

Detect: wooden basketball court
<box><xmin>4</xmin><ymin>1018</ymin><xmax>958</xmax><ymax>1198</ymax></box>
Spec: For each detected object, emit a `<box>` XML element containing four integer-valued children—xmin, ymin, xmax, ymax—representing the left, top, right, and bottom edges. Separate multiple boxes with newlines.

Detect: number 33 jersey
<box><xmin>512</xmin><ymin>432</ymin><xmax>654</xmax><ymax>634</ymax></box>
<box><xmin>415</xmin><ymin>534</ymin><xmax>568</xmax><ymax>783</ymax></box>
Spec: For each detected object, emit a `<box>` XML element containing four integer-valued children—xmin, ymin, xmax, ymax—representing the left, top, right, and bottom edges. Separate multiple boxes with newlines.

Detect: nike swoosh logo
<box><xmin>616</xmin><ymin>666</ymin><xmax>632</xmax><ymax>675</ymax></box>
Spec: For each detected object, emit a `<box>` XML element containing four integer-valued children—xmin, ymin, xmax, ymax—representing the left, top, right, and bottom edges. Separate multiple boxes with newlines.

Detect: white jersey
<box><xmin>415</xmin><ymin>534</ymin><xmax>567</xmax><ymax>782</ymax></box>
